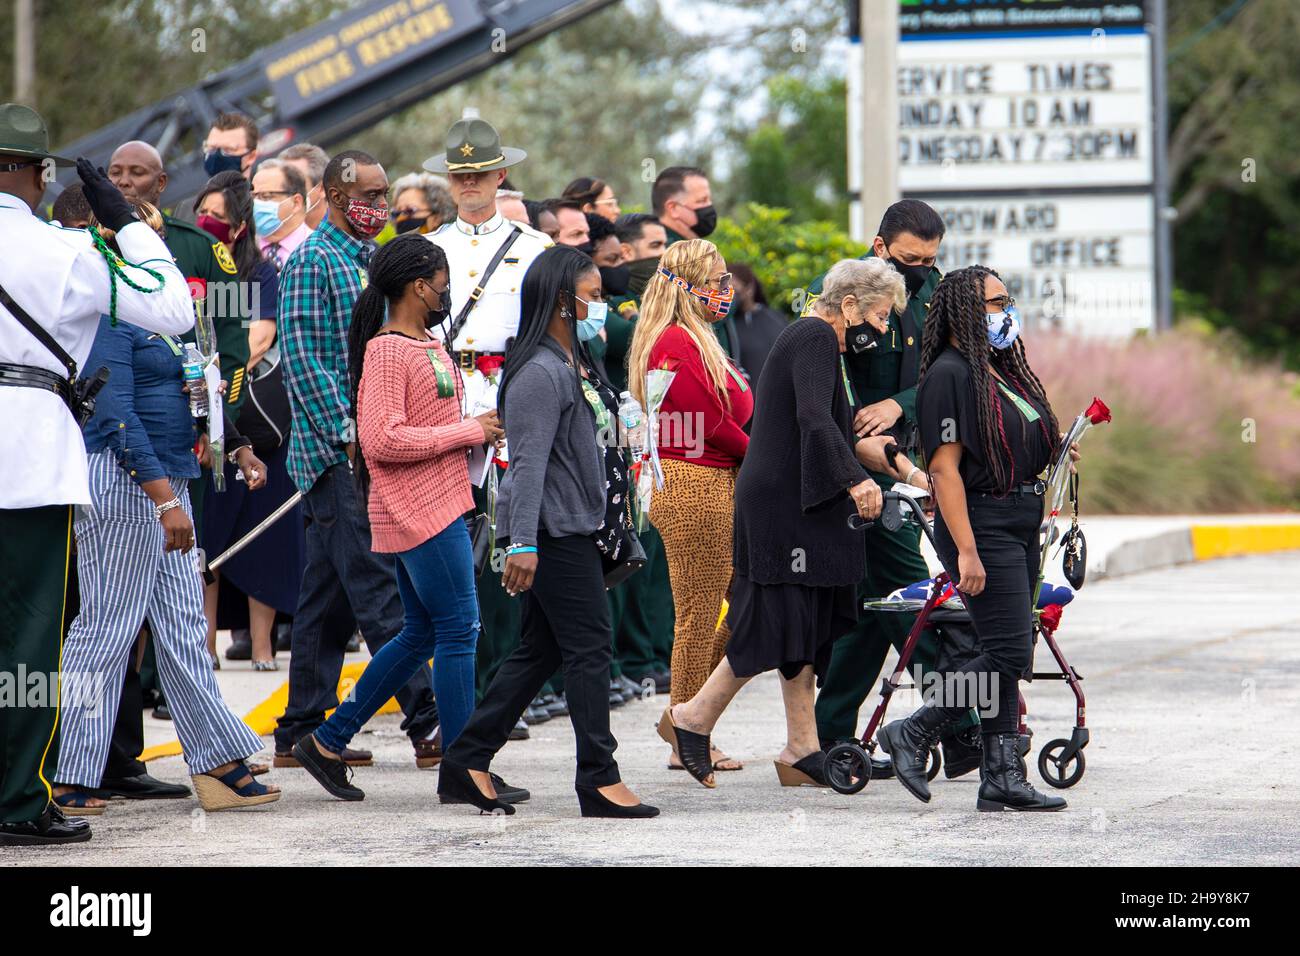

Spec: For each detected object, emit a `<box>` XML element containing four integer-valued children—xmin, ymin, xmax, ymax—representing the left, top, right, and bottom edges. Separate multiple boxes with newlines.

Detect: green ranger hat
<box><xmin>0</xmin><ymin>103</ymin><xmax>74</xmax><ymax>167</ymax></box>
<box><xmin>422</xmin><ymin>117</ymin><xmax>526</xmax><ymax>174</ymax></box>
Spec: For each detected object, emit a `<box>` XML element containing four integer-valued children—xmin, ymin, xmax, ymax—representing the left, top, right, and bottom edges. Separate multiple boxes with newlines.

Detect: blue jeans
<box><xmin>274</xmin><ymin>463</ymin><xmax>438</xmax><ymax>753</ymax></box>
<box><xmin>316</xmin><ymin>517</ymin><xmax>480</xmax><ymax>753</ymax></box>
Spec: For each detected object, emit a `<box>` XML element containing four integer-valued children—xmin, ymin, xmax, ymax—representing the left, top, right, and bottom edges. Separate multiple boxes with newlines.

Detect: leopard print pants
<box><xmin>650</xmin><ymin>457</ymin><xmax>735</xmax><ymax>704</ymax></box>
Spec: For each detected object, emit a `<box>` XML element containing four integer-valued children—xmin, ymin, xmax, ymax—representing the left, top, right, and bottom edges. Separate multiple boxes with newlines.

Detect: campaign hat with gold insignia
<box><xmin>0</xmin><ymin>103</ymin><xmax>74</xmax><ymax>166</ymax></box>
<box><xmin>422</xmin><ymin>117</ymin><xmax>525</xmax><ymax>174</ymax></box>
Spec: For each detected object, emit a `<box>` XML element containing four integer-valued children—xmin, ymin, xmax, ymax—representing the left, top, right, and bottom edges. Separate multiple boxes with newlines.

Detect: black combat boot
<box><xmin>976</xmin><ymin>733</ymin><xmax>1067</xmax><ymax>812</ymax></box>
<box><xmin>941</xmin><ymin>726</ymin><xmax>982</xmax><ymax>779</ymax></box>
<box><xmin>876</xmin><ymin>706</ymin><xmax>955</xmax><ymax>803</ymax></box>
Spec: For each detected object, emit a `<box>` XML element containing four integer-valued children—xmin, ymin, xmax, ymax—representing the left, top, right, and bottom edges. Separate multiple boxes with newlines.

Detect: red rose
<box><xmin>477</xmin><ymin>355</ymin><xmax>505</xmax><ymax>377</ymax></box>
<box><xmin>1038</xmin><ymin>603</ymin><xmax>1064</xmax><ymax>634</ymax></box>
<box><xmin>1085</xmin><ymin>397</ymin><xmax>1112</xmax><ymax>425</ymax></box>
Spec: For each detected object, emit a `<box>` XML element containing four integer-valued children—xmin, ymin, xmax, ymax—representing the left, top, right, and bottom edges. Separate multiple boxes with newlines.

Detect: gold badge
<box><xmin>907</xmin><ymin>336</ymin><xmax>914</xmax><ymax>346</ymax></box>
<box><xmin>212</xmin><ymin>242</ymin><xmax>237</xmax><ymax>275</ymax></box>
<box><xmin>228</xmin><ymin>366</ymin><xmax>244</xmax><ymax>404</ymax></box>
<box><xmin>460</xmin><ymin>143</ymin><xmax>475</xmax><ymax>157</ymax></box>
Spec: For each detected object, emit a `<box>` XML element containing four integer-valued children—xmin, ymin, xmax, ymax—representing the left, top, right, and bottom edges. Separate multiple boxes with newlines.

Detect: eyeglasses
<box><xmin>985</xmin><ymin>294</ymin><xmax>1016</xmax><ymax>310</ymax></box>
<box><xmin>251</xmin><ymin>191</ymin><xmax>292</xmax><ymax>201</ymax></box>
<box><xmin>594</xmin><ymin>197</ymin><xmax>619</xmax><ymax>207</ymax></box>
<box><xmin>394</xmin><ymin>207</ymin><xmax>432</xmax><ymax>219</ymax></box>
<box><xmin>711</xmin><ymin>272</ymin><xmax>732</xmax><ymax>291</ymax></box>
<box><xmin>202</xmin><ymin>145</ymin><xmax>250</xmax><ymax>158</ymax></box>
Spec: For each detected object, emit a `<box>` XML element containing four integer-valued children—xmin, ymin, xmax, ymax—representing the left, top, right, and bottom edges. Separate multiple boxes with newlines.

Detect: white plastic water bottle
<box><xmin>183</xmin><ymin>345</ymin><xmax>207</xmax><ymax>418</ymax></box>
<box><xmin>617</xmin><ymin>390</ymin><xmax>645</xmax><ymax>460</ymax></box>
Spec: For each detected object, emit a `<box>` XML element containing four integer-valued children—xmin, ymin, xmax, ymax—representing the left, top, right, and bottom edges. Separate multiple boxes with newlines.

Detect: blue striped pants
<box><xmin>54</xmin><ymin>451</ymin><xmax>263</xmax><ymax>787</ymax></box>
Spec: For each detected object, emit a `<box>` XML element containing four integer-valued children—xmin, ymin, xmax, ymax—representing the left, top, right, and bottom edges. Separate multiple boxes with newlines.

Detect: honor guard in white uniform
<box><xmin>0</xmin><ymin>104</ymin><xmax>193</xmax><ymax>846</ymax></box>
<box><xmin>423</xmin><ymin>117</ymin><xmax>551</xmax><ymax>411</ymax></box>
<box><xmin>421</xmin><ymin>115</ymin><xmax>551</xmax><ymax>716</ymax></box>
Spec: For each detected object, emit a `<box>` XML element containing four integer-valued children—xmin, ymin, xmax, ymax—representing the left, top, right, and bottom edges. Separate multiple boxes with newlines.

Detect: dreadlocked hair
<box><xmin>346</xmin><ymin>233</ymin><xmax>449</xmax><ymax>500</ymax></box>
<box><xmin>919</xmin><ymin>265</ymin><xmax>1059</xmax><ymax>494</ymax></box>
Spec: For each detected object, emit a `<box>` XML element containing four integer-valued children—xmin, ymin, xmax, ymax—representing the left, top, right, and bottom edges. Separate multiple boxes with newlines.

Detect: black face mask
<box><xmin>626</xmin><ymin>256</ymin><xmax>660</xmax><ymax>298</ymax></box>
<box><xmin>394</xmin><ymin>216</ymin><xmax>425</xmax><ymax>235</ymax></box>
<box><xmin>846</xmin><ymin>314</ymin><xmax>885</xmax><ymax>354</ymax></box>
<box><xmin>575</xmin><ymin>241</ymin><xmax>595</xmax><ymax>257</ymax></box>
<box><xmin>691</xmin><ymin>204</ymin><xmax>718</xmax><ymax>238</ymax></box>
<box><xmin>420</xmin><ymin>286</ymin><xmax>451</xmax><ymax>330</ymax></box>
<box><xmin>885</xmin><ymin>251</ymin><xmax>931</xmax><ymax>298</ymax></box>
<box><xmin>599</xmin><ymin>264</ymin><xmax>631</xmax><ymax>297</ymax></box>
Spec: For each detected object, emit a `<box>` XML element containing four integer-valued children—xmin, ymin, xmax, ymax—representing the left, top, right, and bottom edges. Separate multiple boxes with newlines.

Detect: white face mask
<box><xmin>986</xmin><ymin>305</ymin><xmax>1021</xmax><ymax>350</ymax></box>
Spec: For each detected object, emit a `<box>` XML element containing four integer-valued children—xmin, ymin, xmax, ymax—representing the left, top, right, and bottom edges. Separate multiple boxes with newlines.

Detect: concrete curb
<box><xmin>1092</xmin><ymin>520</ymin><xmax>1300</xmax><ymax>581</ymax></box>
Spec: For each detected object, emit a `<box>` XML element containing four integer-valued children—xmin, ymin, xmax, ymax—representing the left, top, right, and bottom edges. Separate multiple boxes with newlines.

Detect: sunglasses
<box><xmin>985</xmin><ymin>294</ymin><xmax>1016</xmax><ymax>311</ymax></box>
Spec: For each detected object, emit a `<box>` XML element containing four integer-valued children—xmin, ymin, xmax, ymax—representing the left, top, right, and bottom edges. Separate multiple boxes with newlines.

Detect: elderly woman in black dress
<box><xmin>658</xmin><ymin>257</ymin><xmax>907</xmax><ymax>788</ymax></box>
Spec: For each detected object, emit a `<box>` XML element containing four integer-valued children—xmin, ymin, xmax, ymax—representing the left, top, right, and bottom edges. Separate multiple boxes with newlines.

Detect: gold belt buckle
<box><xmin>458</xmin><ymin>349</ymin><xmax>476</xmax><ymax>372</ymax></box>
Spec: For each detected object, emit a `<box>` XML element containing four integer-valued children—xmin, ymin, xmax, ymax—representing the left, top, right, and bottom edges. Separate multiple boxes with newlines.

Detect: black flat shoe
<box><xmin>97</xmin><ymin>772</ymin><xmax>191</xmax><ymax>800</ymax></box>
<box><xmin>656</xmin><ymin>708</ymin><xmax>714</xmax><ymax>788</ymax></box>
<box><xmin>0</xmin><ymin>807</ymin><xmax>92</xmax><ymax>846</ymax></box>
<box><xmin>576</xmin><ymin>785</ymin><xmax>659</xmax><ymax>818</ymax></box>
<box><xmin>437</xmin><ymin>762</ymin><xmax>515</xmax><ymax>814</ymax></box>
<box><xmin>292</xmin><ymin>734</ymin><xmax>364</xmax><ymax>801</ymax></box>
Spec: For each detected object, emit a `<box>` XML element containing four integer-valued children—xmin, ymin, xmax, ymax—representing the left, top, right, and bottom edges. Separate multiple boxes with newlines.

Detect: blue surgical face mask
<box><xmin>253</xmin><ymin>197</ymin><xmax>285</xmax><ymax>238</ymax></box>
<box><xmin>575</xmin><ymin>296</ymin><xmax>607</xmax><ymax>342</ymax></box>
<box><xmin>986</xmin><ymin>305</ymin><xmax>1021</xmax><ymax>350</ymax></box>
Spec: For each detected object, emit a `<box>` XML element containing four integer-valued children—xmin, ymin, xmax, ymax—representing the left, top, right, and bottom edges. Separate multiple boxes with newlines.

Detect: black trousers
<box><xmin>933</xmin><ymin>492</ymin><xmax>1041</xmax><ymax>735</ymax></box>
<box><xmin>448</xmin><ymin>533</ymin><xmax>620</xmax><ymax>789</ymax></box>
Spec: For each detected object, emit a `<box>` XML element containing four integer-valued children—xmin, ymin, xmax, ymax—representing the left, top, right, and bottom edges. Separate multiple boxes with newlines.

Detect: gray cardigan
<box><xmin>496</xmin><ymin>337</ymin><xmax>606</xmax><ymax>546</ymax></box>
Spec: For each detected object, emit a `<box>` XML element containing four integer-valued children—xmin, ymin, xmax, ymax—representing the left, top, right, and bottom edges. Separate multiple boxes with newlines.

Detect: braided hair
<box><xmin>346</xmin><ymin>233</ymin><xmax>450</xmax><ymax>498</ymax></box>
<box><xmin>919</xmin><ymin>265</ymin><xmax>1059</xmax><ymax>493</ymax></box>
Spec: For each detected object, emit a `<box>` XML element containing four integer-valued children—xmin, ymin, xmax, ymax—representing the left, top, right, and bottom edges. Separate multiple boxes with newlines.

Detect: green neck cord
<box><xmin>89</xmin><ymin>228</ymin><xmax>169</xmax><ymax>326</ymax></box>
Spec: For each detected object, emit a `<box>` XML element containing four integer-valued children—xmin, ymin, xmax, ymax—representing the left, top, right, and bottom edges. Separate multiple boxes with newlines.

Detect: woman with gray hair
<box><xmin>658</xmin><ymin>257</ymin><xmax>905</xmax><ymax>789</ymax></box>
<box><xmin>391</xmin><ymin>171</ymin><xmax>456</xmax><ymax>235</ymax></box>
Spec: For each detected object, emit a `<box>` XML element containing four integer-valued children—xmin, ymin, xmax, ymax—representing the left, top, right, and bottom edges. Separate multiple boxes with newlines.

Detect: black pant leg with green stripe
<box><xmin>0</xmin><ymin>505</ymin><xmax>72</xmax><ymax>824</ymax></box>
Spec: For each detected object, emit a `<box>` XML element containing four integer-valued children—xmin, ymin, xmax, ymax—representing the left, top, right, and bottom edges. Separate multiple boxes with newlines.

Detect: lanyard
<box><xmin>427</xmin><ymin>349</ymin><xmax>455</xmax><ymax>398</ymax></box>
<box><xmin>580</xmin><ymin>377</ymin><xmax>613</xmax><ymax>434</ymax></box>
<box><xmin>725</xmin><ymin>361</ymin><xmax>749</xmax><ymax>393</ymax></box>
<box><xmin>159</xmin><ymin>335</ymin><xmax>182</xmax><ymax>356</ymax></box>
<box><xmin>996</xmin><ymin>380</ymin><xmax>1040</xmax><ymax>422</ymax></box>
<box><xmin>838</xmin><ymin>356</ymin><xmax>857</xmax><ymax>407</ymax></box>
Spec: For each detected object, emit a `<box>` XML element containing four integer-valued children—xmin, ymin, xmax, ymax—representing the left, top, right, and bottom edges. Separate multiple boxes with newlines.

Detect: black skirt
<box><xmin>724</xmin><ymin>571</ymin><xmax>858</xmax><ymax>684</ymax></box>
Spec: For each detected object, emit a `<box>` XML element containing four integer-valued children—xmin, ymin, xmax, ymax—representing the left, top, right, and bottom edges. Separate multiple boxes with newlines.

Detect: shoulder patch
<box><xmin>213</xmin><ymin>242</ymin><xmax>237</xmax><ymax>274</ymax></box>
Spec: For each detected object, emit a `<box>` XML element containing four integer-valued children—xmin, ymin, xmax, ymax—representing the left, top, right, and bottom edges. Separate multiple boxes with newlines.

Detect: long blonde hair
<box><xmin>628</xmin><ymin>238</ymin><xmax>732</xmax><ymax>411</ymax></box>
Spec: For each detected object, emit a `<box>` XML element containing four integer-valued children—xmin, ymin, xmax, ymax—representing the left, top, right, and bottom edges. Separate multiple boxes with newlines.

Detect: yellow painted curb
<box><xmin>1190</xmin><ymin>524</ymin><xmax>1300</xmax><ymax>561</ymax></box>
<box><xmin>141</xmin><ymin>661</ymin><xmax>405</xmax><ymax>763</ymax></box>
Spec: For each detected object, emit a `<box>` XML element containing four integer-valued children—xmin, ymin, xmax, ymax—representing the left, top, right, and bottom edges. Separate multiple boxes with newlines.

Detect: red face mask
<box><xmin>343</xmin><ymin>197</ymin><xmax>389</xmax><ymax>238</ymax></box>
<box><xmin>196</xmin><ymin>213</ymin><xmax>233</xmax><ymax>244</ymax></box>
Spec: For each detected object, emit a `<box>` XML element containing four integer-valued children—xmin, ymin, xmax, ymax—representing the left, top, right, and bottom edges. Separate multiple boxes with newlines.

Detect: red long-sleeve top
<box><xmin>648</xmin><ymin>325</ymin><xmax>753</xmax><ymax>468</ymax></box>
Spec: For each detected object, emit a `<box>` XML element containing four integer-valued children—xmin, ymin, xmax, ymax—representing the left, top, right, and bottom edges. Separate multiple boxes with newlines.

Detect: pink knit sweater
<box><xmin>357</xmin><ymin>332</ymin><xmax>485</xmax><ymax>553</ymax></box>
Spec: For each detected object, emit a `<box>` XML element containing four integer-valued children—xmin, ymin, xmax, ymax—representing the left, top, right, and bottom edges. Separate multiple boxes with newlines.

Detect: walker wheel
<box><xmin>825</xmin><ymin>743</ymin><xmax>871</xmax><ymax>795</ymax></box>
<box><xmin>1038</xmin><ymin>738</ymin><xmax>1085</xmax><ymax>789</ymax></box>
<box><xmin>925</xmin><ymin>745</ymin><xmax>942</xmax><ymax>782</ymax></box>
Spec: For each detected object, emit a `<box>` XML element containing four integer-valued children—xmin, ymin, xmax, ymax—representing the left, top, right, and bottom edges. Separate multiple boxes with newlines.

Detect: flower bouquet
<box><xmin>634</xmin><ymin>364</ymin><xmax>677</xmax><ymax>529</ymax></box>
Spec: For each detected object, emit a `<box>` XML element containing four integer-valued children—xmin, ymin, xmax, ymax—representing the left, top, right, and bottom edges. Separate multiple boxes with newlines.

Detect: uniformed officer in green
<box><xmin>107</xmin><ymin>141</ymin><xmax>250</xmax><ymax>420</ymax></box>
<box><xmin>803</xmin><ymin>199</ymin><xmax>981</xmax><ymax>779</ymax></box>
<box><xmin>600</xmin><ymin>213</ymin><xmax>674</xmax><ymax>691</ymax></box>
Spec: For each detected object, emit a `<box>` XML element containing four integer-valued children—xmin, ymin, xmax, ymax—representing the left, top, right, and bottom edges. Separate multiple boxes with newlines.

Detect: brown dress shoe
<box><xmin>414</xmin><ymin>729</ymin><xmax>442</xmax><ymax>769</ymax></box>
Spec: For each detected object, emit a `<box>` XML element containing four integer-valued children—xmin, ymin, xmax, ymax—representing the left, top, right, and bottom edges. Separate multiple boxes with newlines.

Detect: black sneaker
<box><xmin>522</xmin><ymin>696</ymin><xmax>552</xmax><ymax>725</ymax></box>
<box><xmin>508</xmin><ymin>718</ymin><xmax>530</xmax><ymax>741</ymax></box>
<box><xmin>292</xmin><ymin>734</ymin><xmax>365</xmax><ymax>801</ymax></box>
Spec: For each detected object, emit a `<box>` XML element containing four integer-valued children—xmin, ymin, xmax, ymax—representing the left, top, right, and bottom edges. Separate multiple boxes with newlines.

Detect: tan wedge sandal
<box><xmin>192</xmin><ymin>761</ymin><xmax>281</xmax><ymax>811</ymax></box>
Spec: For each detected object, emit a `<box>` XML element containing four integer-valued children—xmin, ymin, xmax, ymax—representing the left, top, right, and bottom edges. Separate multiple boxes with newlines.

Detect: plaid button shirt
<box><xmin>279</xmin><ymin>219</ymin><xmax>374</xmax><ymax>494</ymax></box>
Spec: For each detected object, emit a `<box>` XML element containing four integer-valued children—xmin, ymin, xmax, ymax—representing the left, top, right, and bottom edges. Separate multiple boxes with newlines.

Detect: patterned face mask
<box><xmin>657</xmin><ymin>266</ymin><xmax>735</xmax><ymax>320</ymax></box>
<box><xmin>343</xmin><ymin>197</ymin><xmax>389</xmax><ymax>238</ymax></box>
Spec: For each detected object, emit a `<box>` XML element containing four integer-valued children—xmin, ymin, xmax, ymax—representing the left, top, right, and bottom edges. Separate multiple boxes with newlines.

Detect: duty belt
<box><xmin>453</xmin><ymin>348</ymin><xmax>506</xmax><ymax>373</ymax></box>
<box><xmin>0</xmin><ymin>362</ymin><xmax>73</xmax><ymax>403</ymax></box>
